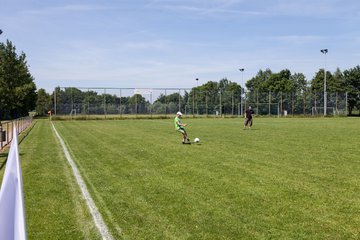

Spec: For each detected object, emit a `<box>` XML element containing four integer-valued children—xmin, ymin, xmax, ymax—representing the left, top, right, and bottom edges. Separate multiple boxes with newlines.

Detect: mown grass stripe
<box><xmin>51</xmin><ymin>122</ymin><xmax>115</xmax><ymax>240</ymax></box>
<box><xmin>51</xmin><ymin>118</ymin><xmax>360</xmax><ymax>239</ymax></box>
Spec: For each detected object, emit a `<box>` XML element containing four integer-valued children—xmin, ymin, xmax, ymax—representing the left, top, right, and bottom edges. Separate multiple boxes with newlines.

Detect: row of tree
<box><xmin>0</xmin><ymin>40</ymin><xmax>36</xmax><ymax>120</ymax></box>
<box><xmin>245</xmin><ymin>67</ymin><xmax>360</xmax><ymax>114</ymax></box>
<box><xmin>1</xmin><ymin>38</ymin><xmax>360</xmax><ymax>119</ymax></box>
<box><xmin>39</xmin><ymin>79</ymin><xmax>244</xmax><ymax>115</ymax></box>
<box><xmin>52</xmin><ymin>87</ymin><xmax>148</xmax><ymax>115</ymax></box>
<box><xmin>49</xmin><ymin>69</ymin><xmax>359</xmax><ymax>116</ymax></box>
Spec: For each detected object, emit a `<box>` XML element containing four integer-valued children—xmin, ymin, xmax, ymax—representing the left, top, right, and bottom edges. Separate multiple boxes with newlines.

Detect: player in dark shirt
<box><xmin>244</xmin><ymin>106</ymin><xmax>254</xmax><ymax>129</ymax></box>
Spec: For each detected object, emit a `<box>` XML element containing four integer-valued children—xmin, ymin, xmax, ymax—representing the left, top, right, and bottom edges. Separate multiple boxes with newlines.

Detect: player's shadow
<box><xmin>0</xmin><ymin>153</ymin><xmax>9</xmax><ymax>171</ymax></box>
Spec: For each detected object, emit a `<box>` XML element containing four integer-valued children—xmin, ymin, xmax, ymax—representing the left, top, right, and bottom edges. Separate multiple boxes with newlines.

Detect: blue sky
<box><xmin>1</xmin><ymin>0</ymin><xmax>360</xmax><ymax>92</ymax></box>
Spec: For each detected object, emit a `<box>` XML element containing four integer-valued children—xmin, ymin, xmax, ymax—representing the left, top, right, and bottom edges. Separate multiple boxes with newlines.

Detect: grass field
<box><xmin>1</xmin><ymin>117</ymin><xmax>360</xmax><ymax>239</ymax></box>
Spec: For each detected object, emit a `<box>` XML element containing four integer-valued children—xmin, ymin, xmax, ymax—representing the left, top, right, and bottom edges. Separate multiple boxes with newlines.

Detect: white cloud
<box><xmin>268</xmin><ymin>0</ymin><xmax>360</xmax><ymax>18</ymax></box>
<box><xmin>20</xmin><ymin>4</ymin><xmax>112</xmax><ymax>15</ymax></box>
<box><xmin>272</xmin><ymin>35</ymin><xmax>324</xmax><ymax>44</ymax></box>
<box><xmin>145</xmin><ymin>0</ymin><xmax>264</xmax><ymax>17</ymax></box>
<box><xmin>123</xmin><ymin>40</ymin><xmax>171</xmax><ymax>51</ymax></box>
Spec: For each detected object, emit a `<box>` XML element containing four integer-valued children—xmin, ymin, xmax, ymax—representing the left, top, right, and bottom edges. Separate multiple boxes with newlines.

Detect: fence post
<box><xmin>280</xmin><ymin>91</ymin><xmax>283</xmax><ymax>114</ymax></box>
<box><xmin>87</xmin><ymin>89</ymin><xmax>90</xmax><ymax>119</ymax></box>
<box><xmin>54</xmin><ymin>88</ymin><xmax>57</xmax><ymax>115</ymax></box>
<box><xmin>256</xmin><ymin>90</ymin><xmax>259</xmax><ymax>114</ymax></box>
<box><xmin>205</xmin><ymin>91</ymin><xmax>208</xmax><ymax>117</ymax></box>
<box><xmin>71</xmin><ymin>87</ymin><xmax>74</xmax><ymax>119</ymax></box>
<box><xmin>277</xmin><ymin>103</ymin><xmax>280</xmax><ymax>118</ymax></box>
<box><xmin>240</xmin><ymin>88</ymin><xmax>243</xmax><ymax>116</ymax></box>
<box><xmin>292</xmin><ymin>92</ymin><xmax>295</xmax><ymax>116</ymax></box>
<box><xmin>232</xmin><ymin>91</ymin><xmax>234</xmax><ymax>116</ymax></box>
<box><xmin>196</xmin><ymin>89</ymin><xmax>198</xmax><ymax>116</ymax></box>
<box><xmin>178</xmin><ymin>89</ymin><xmax>181</xmax><ymax>112</ymax></box>
<box><xmin>303</xmin><ymin>90</ymin><xmax>306</xmax><ymax>115</ymax></box>
<box><xmin>151</xmin><ymin>91</ymin><xmax>153</xmax><ymax>118</ymax></box>
<box><xmin>269</xmin><ymin>91</ymin><xmax>271</xmax><ymax>116</ymax></box>
<box><xmin>345</xmin><ymin>92</ymin><xmax>348</xmax><ymax>115</ymax></box>
<box><xmin>7</xmin><ymin>122</ymin><xmax>10</xmax><ymax>144</ymax></box>
<box><xmin>135</xmin><ymin>91</ymin><xmax>138</xmax><ymax>118</ymax></box>
<box><xmin>220</xmin><ymin>91</ymin><xmax>223</xmax><ymax>117</ymax></box>
<box><xmin>192</xmin><ymin>90</ymin><xmax>195</xmax><ymax>118</ymax></box>
<box><xmin>165</xmin><ymin>89</ymin><xmax>167</xmax><ymax>118</ymax></box>
<box><xmin>244</xmin><ymin>91</ymin><xmax>247</xmax><ymax>112</ymax></box>
<box><xmin>104</xmin><ymin>88</ymin><xmax>107</xmax><ymax>119</ymax></box>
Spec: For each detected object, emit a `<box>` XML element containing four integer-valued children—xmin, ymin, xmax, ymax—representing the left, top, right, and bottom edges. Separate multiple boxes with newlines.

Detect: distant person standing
<box><xmin>244</xmin><ymin>106</ymin><xmax>254</xmax><ymax>129</ymax></box>
<box><xmin>174</xmin><ymin>112</ymin><xmax>191</xmax><ymax>144</ymax></box>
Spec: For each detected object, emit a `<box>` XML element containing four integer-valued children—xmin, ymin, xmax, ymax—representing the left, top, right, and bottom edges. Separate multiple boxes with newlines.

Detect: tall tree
<box><xmin>128</xmin><ymin>94</ymin><xmax>148</xmax><ymax>114</ymax></box>
<box><xmin>343</xmin><ymin>65</ymin><xmax>360</xmax><ymax>115</ymax></box>
<box><xmin>331</xmin><ymin>68</ymin><xmax>345</xmax><ymax>92</ymax></box>
<box><xmin>0</xmin><ymin>40</ymin><xmax>36</xmax><ymax>119</ymax></box>
<box><xmin>290</xmin><ymin>73</ymin><xmax>308</xmax><ymax>114</ymax></box>
<box><xmin>266</xmin><ymin>69</ymin><xmax>293</xmax><ymax>112</ymax></box>
<box><xmin>36</xmin><ymin>88</ymin><xmax>51</xmax><ymax>116</ymax></box>
<box><xmin>155</xmin><ymin>92</ymin><xmax>182</xmax><ymax>104</ymax></box>
<box><xmin>311</xmin><ymin>69</ymin><xmax>334</xmax><ymax>92</ymax></box>
<box><xmin>197</xmin><ymin>81</ymin><xmax>219</xmax><ymax>115</ymax></box>
<box><xmin>291</xmin><ymin>73</ymin><xmax>307</xmax><ymax>93</ymax></box>
<box><xmin>246</xmin><ymin>69</ymin><xmax>272</xmax><ymax>92</ymax></box>
<box><xmin>310</xmin><ymin>69</ymin><xmax>333</xmax><ymax>111</ymax></box>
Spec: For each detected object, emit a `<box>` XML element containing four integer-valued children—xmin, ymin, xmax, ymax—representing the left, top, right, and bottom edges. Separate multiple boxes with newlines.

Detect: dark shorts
<box><xmin>177</xmin><ymin>127</ymin><xmax>187</xmax><ymax>134</ymax></box>
<box><xmin>244</xmin><ymin>118</ymin><xmax>253</xmax><ymax>127</ymax></box>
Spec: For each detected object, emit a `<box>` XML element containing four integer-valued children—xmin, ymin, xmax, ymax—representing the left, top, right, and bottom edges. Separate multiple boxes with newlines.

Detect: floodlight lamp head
<box><xmin>239</xmin><ymin>68</ymin><xmax>244</xmax><ymax>72</ymax></box>
<box><xmin>0</xmin><ymin>29</ymin><xmax>2</xmax><ymax>35</ymax></box>
<box><xmin>320</xmin><ymin>49</ymin><xmax>328</xmax><ymax>54</ymax></box>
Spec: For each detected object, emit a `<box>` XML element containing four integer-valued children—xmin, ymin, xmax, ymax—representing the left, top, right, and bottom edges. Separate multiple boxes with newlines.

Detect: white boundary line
<box><xmin>51</xmin><ymin>122</ymin><xmax>114</xmax><ymax>240</ymax></box>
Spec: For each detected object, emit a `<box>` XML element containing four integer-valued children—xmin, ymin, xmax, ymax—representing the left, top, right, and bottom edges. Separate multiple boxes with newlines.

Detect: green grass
<box><xmin>0</xmin><ymin>120</ymin><xmax>101</xmax><ymax>240</ymax></box>
<box><xmin>51</xmin><ymin>118</ymin><xmax>360</xmax><ymax>239</ymax></box>
<box><xmin>1</xmin><ymin>118</ymin><xmax>360</xmax><ymax>239</ymax></box>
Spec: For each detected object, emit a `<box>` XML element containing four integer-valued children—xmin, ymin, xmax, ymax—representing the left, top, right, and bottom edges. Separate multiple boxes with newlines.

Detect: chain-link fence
<box><xmin>245</xmin><ymin>91</ymin><xmax>349</xmax><ymax>116</ymax></box>
<box><xmin>53</xmin><ymin>87</ymin><xmax>354</xmax><ymax>118</ymax></box>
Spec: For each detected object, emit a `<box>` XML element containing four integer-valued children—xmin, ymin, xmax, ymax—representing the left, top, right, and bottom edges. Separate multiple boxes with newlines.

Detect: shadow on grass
<box><xmin>0</xmin><ymin>121</ymin><xmax>37</xmax><ymax>171</ymax></box>
<box><xmin>0</xmin><ymin>153</ymin><xmax>9</xmax><ymax>170</ymax></box>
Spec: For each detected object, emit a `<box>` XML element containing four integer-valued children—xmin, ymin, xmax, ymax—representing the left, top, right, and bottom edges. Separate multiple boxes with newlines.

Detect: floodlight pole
<box><xmin>239</xmin><ymin>68</ymin><xmax>244</xmax><ymax>116</ymax></box>
<box><xmin>196</xmin><ymin>78</ymin><xmax>199</xmax><ymax>115</ymax></box>
<box><xmin>320</xmin><ymin>49</ymin><xmax>328</xmax><ymax>116</ymax></box>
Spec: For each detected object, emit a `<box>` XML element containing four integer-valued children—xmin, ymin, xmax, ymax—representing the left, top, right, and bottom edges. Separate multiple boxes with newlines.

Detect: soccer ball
<box><xmin>194</xmin><ymin>137</ymin><xmax>200</xmax><ymax>143</ymax></box>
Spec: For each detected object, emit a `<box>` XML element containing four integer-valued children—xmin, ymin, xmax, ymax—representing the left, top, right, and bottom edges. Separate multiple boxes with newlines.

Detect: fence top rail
<box><xmin>1</xmin><ymin>116</ymin><xmax>33</xmax><ymax>124</ymax></box>
<box><xmin>58</xmin><ymin>87</ymin><xmax>193</xmax><ymax>91</ymax></box>
<box><xmin>0</xmin><ymin>120</ymin><xmax>12</xmax><ymax>124</ymax></box>
<box><xmin>57</xmin><ymin>87</ymin><xmax>353</xmax><ymax>95</ymax></box>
